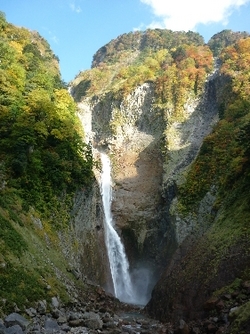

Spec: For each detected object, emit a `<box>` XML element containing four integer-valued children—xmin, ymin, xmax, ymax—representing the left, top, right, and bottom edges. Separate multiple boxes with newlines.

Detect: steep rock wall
<box><xmin>77</xmin><ymin>84</ymin><xmax>166</xmax><ymax>274</ymax></box>
<box><xmin>144</xmin><ymin>71</ymin><xmax>250</xmax><ymax>324</ymax></box>
<box><xmin>58</xmin><ymin>181</ymin><xmax>113</xmax><ymax>293</ymax></box>
<box><xmin>162</xmin><ymin>62</ymin><xmax>220</xmax><ymax>245</ymax></box>
<box><xmin>74</xmin><ymin>63</ymin><xmax>220</xmax><ymax>289</ymax></box>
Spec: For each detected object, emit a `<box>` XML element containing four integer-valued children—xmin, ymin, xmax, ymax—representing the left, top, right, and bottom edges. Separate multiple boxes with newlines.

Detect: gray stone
<box><xmin>229</xmin><ymin>306</ymin><xmax>240</xmax><ymax>318</ymax></box>
<box><xmin>68</xmin><ymin>319</ymin><xmax>84</xmax><ymax>327</ymax></box>
<box><xmin>84</xmin><ymin>312</ymin><xmax>103</xmax><ymax>330</ymax></box>
<box><xmin>0</xmin><ymin>323</ymin><xmax>6</xmax><ymax>334</ymax></box>
<box><xmin>57</xmin><ymin>315</ymin><xmax>67</xmax><ymax>324</ymax></box>
<box><xmin>51</xmin><ymin>308</ymin><xmax>64</xmax><ymax>319</ymax></box>
<box><xmin>44</xmin><ymin>318</ymin><xmax>60</xmax><ymax>333</ymax></box>
<box><xmin>51</xmin><ymin>296</ymin><xmax>60</xmax><ymax>309</ymax></box>
<box><xmin>60</xmin><ymin>323</ymin><xmax>71</xmax><ymax>332</ymax></box>
<box><xmin>103</xmin><ymin>320</ymin><xmax>117</xmax><ymax>329</ymax></box>
<box><xmin>37</xmin><ymin>300</ymin><xmax>47</xmax><ymax>315</ymax></box>
<box><xmin>4</xmin><ymin>325</ymin><xmax>23</xmax><ymax>334</ymax></box>
<box><xmin>4</xmin><ymin>313</ymin><xmax>30</xmax><ymax>331</ymax></box>
<box><xmin>68</xmin><ymin>312</ymin><xmax>81</xmax><ymax>321</ymax></box>
<box><xmin>25</xmin><ymin>307</ymin><xmax>37</xmax><ymax>317</ymax></box>
<box><xmin>178</xmin><ymin>319</ymin><xmax>190</xmax><ymax>334</ymax></box>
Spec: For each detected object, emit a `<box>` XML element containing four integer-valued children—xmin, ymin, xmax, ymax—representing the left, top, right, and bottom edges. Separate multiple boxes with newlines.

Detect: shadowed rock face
<box><xmin>112</xmin><ymin>141</ymin><xmax>163</xmax><ymax>254</ymax></box>
<box><xmin>59</xmin><ymin>182</ymin><xmax>113</xmax><ymax>293</ymax></box>
<box><xmin>145</xmin><ymin>234</ymin><xmax>250</xmax><ymax>324</ymax></box>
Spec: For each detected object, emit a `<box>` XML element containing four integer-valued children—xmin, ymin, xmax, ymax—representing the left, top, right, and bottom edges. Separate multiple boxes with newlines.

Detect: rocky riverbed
<box><xmin>0</xmin><ymin>285</ymin><xmax>170</xmax><ymax>334</ymax></box>
<box><xmin>1</xmin><ymin>279</ymin><xmax>250</xmax><ymax>334</ymax></box>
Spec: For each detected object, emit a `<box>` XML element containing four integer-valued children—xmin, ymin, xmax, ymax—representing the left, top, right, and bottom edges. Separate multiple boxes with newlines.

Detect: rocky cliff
<box><xmin>76</xmin><ymin>70</ymin><xmax>219</xmax><ymax>287</ymax></box>
<box><xmin>71</xmin><ymin>29</ymin><xmax>250</xmax><ymax>332</ymax></box>
<box><xmin>71</xmin><ymin>32</ymin><xmax>220</xmax><ymax>300</ymax></box>
<box><xmin>59</xmin><ymin>182</ymin><xmax>112</xmax><ymax>292</ymax></box>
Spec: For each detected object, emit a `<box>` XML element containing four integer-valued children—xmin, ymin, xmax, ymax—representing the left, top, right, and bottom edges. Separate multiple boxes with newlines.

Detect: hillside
<box><xmin>0</xmin><ymin>11</ymin><xmax>95</xmax><ymax>315</ymax></box>
<box><xmin>1</xmin><ymin>10</ymin><xmax>250</xmax><ymax>333</ymax></box>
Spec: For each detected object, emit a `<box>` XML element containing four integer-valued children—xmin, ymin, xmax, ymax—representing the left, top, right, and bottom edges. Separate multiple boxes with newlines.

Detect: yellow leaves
<box><xmin>221</xmin><ymin>37</ymin><xmax>250</xmax><ymax>101</ymax></box>
<box><xmin>6</xmin><ymin>63</ymin><xmax>26</xmax><ymax>91</ymax></box>
<box><xmin>50</xmin><ymin>128</ymin><xmax>63</xmax><ymax>140</ymax></box>
<box><xmin>144</xmin><ymin>56</ymin><xmax>160</xmax><ymax>72</ymax></box>
<box><xmin>155</xmin><ymin>49</ymin><xmax>171</xmax><ymax>65</ymax></box>
<box><xmin>25</xmin><ymin>88</ymin><xmax>52</xmax><ymax>114</ymax></box>
<box><xmin>33</xmin><ymin>121</ymin><xmax>48</xmax><ymax>138</ymax></box>
<box><xmin>9</xmin><ymin>41</ymin><xmax>23</xmax><ymax>55</ymax></box>
<box><xmin>237</xmin><ymin>37</ymin><xmax>250</xmax><ymax>55</ymax></box>
<box><xmin>54</xmin><ymin>89</ymin><xmax>76</xmax><ymax>120</ymax></box>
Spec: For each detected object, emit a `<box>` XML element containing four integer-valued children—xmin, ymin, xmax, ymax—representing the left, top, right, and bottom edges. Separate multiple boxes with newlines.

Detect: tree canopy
<box><xmin>0</xmin><ymin>13</ymin><xmax>93</xmax><ymax>213</ymax></box>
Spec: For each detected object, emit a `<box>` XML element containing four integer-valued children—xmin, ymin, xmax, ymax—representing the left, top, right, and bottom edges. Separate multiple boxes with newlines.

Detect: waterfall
<box><xmin>100</xmin><ymin>153</ymin><xmax>135</xmax><ymax>304</ymax></box>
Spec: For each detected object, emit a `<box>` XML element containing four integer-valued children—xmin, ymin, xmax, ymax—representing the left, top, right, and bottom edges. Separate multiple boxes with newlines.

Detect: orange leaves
<box><xmin>220</xmin><ymin>37</ymin><xmax>250</xmax><ymax>105</ymax></box>
<box><xmin>236</xmin><ymin>37</ymin><xmax>250</xmax><ymax>55</ymax></box>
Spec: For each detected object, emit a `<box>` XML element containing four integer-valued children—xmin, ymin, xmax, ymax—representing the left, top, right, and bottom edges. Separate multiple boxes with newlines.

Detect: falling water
<box><xmin>100</xmin><ymin>153</ymin><xmax>134</xmax><ymax>303</ymax></box>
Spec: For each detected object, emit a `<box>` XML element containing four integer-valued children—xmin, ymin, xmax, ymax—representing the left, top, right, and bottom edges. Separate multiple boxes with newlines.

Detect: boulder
<box><xmin>44</xmin><ymin>318</ymin><xmax>60</xmax><ymax>333</ymax></box>
<box><xmin>84</xmin><ymin>312</ymin><xmax>103</xmax><ymax>330</ymax></box>
<box><xmin>4</xmin><ymin>325</ymin><xmax>23</xmax><ymax>334</ymax></box>
<box><xmin>177</xmin><ymin>319</ymin><xmax>190</xmax><ymax>334</ymax></box>
<box><xmin>4</xmin><ymin>313</ymin><xmax>30</xmax><ymax>331</ymax></box>
<box><xmin>37</xmin><ymin>300</ymin><xmax>47</xmax><ymax>315</ymax></box>
<box><xmin>51</xmin><ymin>296</ymin><xmax>60</xmax><ymax>309</ymax></box>
<box><xmin>25</xmin><ymin>307</ymin><xmax>37</xmax><ymax>317</ymax></box>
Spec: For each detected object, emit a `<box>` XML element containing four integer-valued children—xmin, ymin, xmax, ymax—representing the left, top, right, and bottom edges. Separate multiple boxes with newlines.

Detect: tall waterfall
<box><xmin>100</xmin><ymin>153</ymin><xmax>135</xmax><ymax>304</ymax></box>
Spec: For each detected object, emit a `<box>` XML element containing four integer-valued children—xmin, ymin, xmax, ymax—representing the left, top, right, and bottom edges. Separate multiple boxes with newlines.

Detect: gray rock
<box><xmin>37</xmin><ymin>300</ymin><xmax>47</xmax><ymax>315</ymax></box>
<box><xmin>84</xmin><ymin>312</ymin><xmax>103</xmax><ymax>330</ymax></box>
<box><xmin>68</xmin><ymin>319</ymin><xmax>84</xmax><ymax>327</ymax></box>
<box><xmin>29</xmin><ymin>323</ymin><xmax>41</xmax><ymax>332</ymax></box>
<box><xmin>51</xmin><ymin>308</ymin><xmax>65</xmax><ymax>320</ymax></box>
<box><xmin>60</xmin><ymin>323</ymin><xmax>70</xmax><ymax>332</ymax></box>
<box><xmin>0</xmin><ymin>323</ymin><xmax>6</xmax><ymax>334</ymax></box>
<box><xmin>68</xmin><ymin>312</ymin><xmax>81</xmax><ymax>321</ymax></box>
<box><xmin>178</xmin><ymin>319</ymin><xmax>190</xmax><ymax>334</ymax></box>
<box><xmin>44</xmin><ymin>318</ymin><xmax>60</xmax><ymax>333</ymax></box>
<box><xmin>51</xmin><ymin>297</ymin><xmax>60</xmax><ymax>309</ymax></box>
<box><xmin>25</xmin><ymin>307</ymin><xmax>37</xmax><ymax>317</ymax></box>
<box><xmin>56</xmin><ymin>315</ymin><xmax>67</xmax><ymax>324</ymax></box>
<box><xmin>103</xmin><ymin>320</ymin><xmax>117</xmax><ymax>329</ymax></box>
<box><xmin>229</xmin><ymin>306</ymin><xmax>240</xmax><ymax>318</ymax></box>
<box><xmin>4</xmin><ymin>313</ymin><xmax>30</xmax><ymax>331</ymax></box>
<box><xmin>4</xmin><ymin>325</ymin><xmax>23</xmax><ymax>334</ymax></box>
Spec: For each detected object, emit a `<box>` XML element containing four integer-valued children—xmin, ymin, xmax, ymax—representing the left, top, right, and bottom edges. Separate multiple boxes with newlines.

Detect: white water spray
<box><xmin>100</xmin><ymin>153</ymin><xmax>135</xmax><ymax>303</ymax></box>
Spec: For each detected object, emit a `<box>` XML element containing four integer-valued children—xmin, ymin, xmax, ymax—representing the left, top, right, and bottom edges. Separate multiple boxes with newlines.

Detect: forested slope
<box><xmin>0</xmin><ymin>12</ymin><xmax>94</xmax><ymax>314</ymax></box>
<box><xmin>145</xmin><ymin>32</ymin><xmax>250</xmax><ymax>333</ymax></box>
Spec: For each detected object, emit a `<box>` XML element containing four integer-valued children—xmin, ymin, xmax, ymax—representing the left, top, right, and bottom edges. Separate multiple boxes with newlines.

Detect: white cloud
<box><xmin>70</xmin><ymin>1</ymin><xmax>82</xmax><ymax>13</ymax></box>
<box><xmin>133</xmin><ymin>23</ymin><xmax>146</xmax><ymax>31</ymax></box>
<box><xmin>140</xmin><ymin>0</ymin><xmax>250</xmax><ymax>31</ymax></box>
<box><xmin>51</xmin><ymin>35</ymin><xmax>59</xmax><ymax>44</ymax></box>
<box><xmin>43</xmin><ymin>27</ymin><xmax>59</xmax><ymax>44</ymax></box>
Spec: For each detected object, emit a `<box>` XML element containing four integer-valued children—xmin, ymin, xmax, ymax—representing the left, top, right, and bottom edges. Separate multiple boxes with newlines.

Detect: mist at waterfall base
<box><xmin>100</xmin><ymin>153</ymin><xmax>153</xmax><ymax>306</ymax></box>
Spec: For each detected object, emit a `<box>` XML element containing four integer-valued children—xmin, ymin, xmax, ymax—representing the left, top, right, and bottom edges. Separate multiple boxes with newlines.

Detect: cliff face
<box><xmin>59</xmin><ymin>182</ymin><xmax>112</xmax><ymax>293</ymax></box>
<box><xmin>73</xmin><ymin>63</ymin><xmax>220</xmax><ymax>291</ymax></box>
<box><xmin>77</xmin><ymin>83</ymin><xmax>166</xmax><ymax>274</ymax></box>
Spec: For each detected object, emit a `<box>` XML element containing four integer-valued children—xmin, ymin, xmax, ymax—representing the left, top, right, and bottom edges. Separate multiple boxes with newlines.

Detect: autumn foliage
<box><xmin>0</xmin><ymin>12</ymin><xmax>93</xmax><ymax>212</ymax></box>
<box><xmin>179</xmin><ymin>37</ymin><xmax>250</xmax><ymax>210</ymax></box>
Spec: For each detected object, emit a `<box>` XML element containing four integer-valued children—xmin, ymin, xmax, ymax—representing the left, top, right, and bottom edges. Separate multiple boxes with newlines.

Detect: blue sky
<box><xmin>1</xmin><ymin>0</ymin><xmax>250</xmax><ymax>83</ymax></box>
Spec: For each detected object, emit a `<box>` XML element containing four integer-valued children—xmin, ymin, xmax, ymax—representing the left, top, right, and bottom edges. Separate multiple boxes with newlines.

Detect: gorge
<box><xmin>1</xmin><ymin>13</ymin><xmax>250</xmax><ymax>333</ymax></box>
